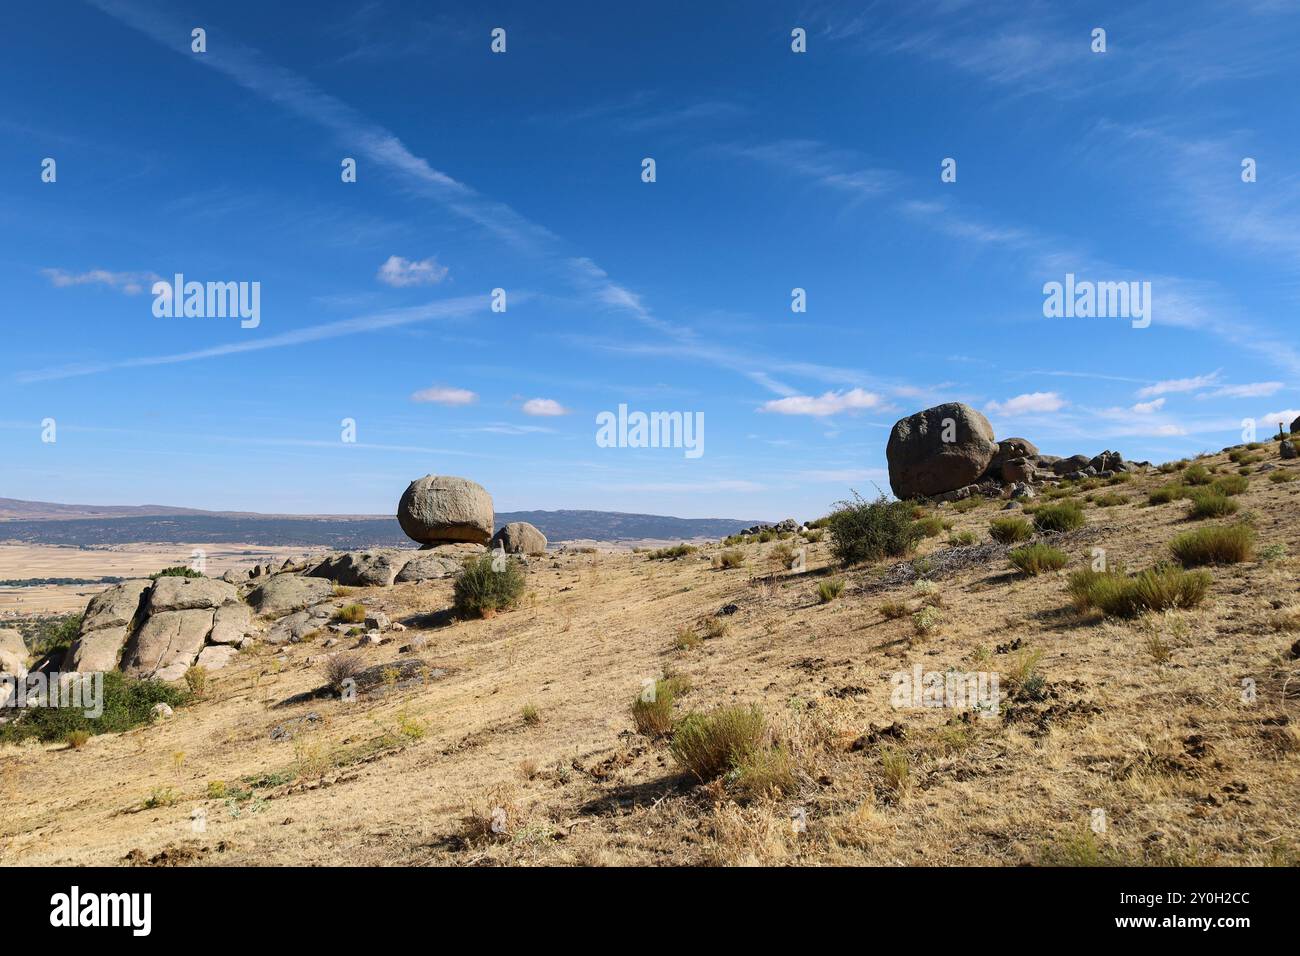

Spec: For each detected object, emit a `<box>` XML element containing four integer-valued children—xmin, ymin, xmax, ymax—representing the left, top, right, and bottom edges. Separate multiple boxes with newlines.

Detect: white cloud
<box><xmin>1132</xmin><ymin>397</ymin><xmax>1166</xmax><ymax>414</ymax></box>
<box><xmin>1201</xmin><ymin>382</ymin><xmax>1285</xmax><ymax>399</ymax></box>
<box><xmin>521</xmin><ymin>398</ymin><xmax>569</xmax><ymax>416</ymax></box>
<box><xmin>377</xmin><ymin>255</ymin><xmax>449</xmax><ymax>287</ymax></box>
<box><xmin>1262</xmin><ymin>409</ymin><xmax>1300</xmax><ymax>428</ymax></box>
<box><xmin>41</xmin><ymin>268</ymin><xmax>160</xmax><ymax>295</ymax></box>
<box><xmin>410</xmin><ymin>385</ymin><xmax>477</xmax><ymax>405</ymax></box>
<box><xmin>985</xmin><ymin>392</ymin><xmax>1066</xmax><ymax>416</ymax></box>
<box><xmin>1136</xmin><ymin>372</ymin><xmax>1220</xmax><ymax>398</ymax></box>
<box><xmin>757</xmin><ymin>388</ymin><xmax>883</xmax><ymax>416</ymax></box>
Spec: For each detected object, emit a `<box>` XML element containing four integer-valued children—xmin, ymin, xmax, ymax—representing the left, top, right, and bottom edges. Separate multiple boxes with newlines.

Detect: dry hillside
<box><xmin>2</xmin><ymin>444</ymin><xmax>1298</xmax><ymax>867</ymax></box>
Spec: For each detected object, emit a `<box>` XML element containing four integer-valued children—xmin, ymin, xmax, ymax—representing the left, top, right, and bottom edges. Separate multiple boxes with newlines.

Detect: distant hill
<box><xmin>0</xmin><ymin>500</ymin><xmax>765</xmax><ymax>547</ymax></box>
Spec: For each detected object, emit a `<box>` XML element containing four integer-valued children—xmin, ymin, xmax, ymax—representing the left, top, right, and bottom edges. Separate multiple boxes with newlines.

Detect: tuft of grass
<box><xmin>1067</xmin><ymin>564</ymin><xmax>1211</xmax><ymax>617</ymax></box>
<box><xmin>1148</xmin><ymin>483</ymin><xmax>1187</xmax><ymax>505</ymax></box>
<box><xmin>183</xmin><ymin>665</ymin><xmax>208</xmax><ymax>697</ymax></box>
<box><xmin>1032</xmin><ymin>501</ymin><xmax>1086</xmax><ymax>533</ymax></box>
<box><xmin>321</xmin><ymin>652</ymin><xmax>363</xmax><ymax>692</ymax></box>
<box><xmin>1169</xmin><ymin>525</ymin><xmax>1255</xmax><ymax>566</ymax></box>
<box><xmin>732</xmin><ymin>743</ymin><xmax>797</xmax><ymax>797</ymax></box>
<box><xmin>916</xmin><ymin>516</ymin><xmax>945</xmax><ymax>538</ymax></box>
<box><xmin>879</xmin><ymin>746</ymin><xmax>912</xmax><ymax>800</ymax></box>
<box><xmin>715</xmin><ymin>549</ymin><xmax>745</xmax><ymax>569</ymax></box>
<box><xmin>453</xmin><ymin>553</ymin><xmax>527</xmax><ymax>618</ymax></box>
<box><xmin>947</xmin><ymin>529</ymin><xmax>977</xmax><ymax>546</ymax></box>
<box><xmin>521</xmin><ymin>704</ymin><xmax>541</xmax><ymax>725</ymax></box>
<box><xmin>912</xmin><ymin>605</ymin><xmax>942</xmax><ymax>637</ymax></box>
<box><xmin>65</xmin><ymin>729</ymin><xmax>91</xmax><ymax>750</ymax></box>
<box><xmin>825</xmin><ymin>492</ymin><xmax>924</xmax><ymax>567</ymax></box>
<box><xmin>669</xmin><ymin>704</ymin><xmax>768</xmax><ymax>782</ymax></box>
<box><xmin>631</xmin><ymin>677</ymin><xmax>687</xmax><ymax>737</ymax></box>
<box><xmin>1211</xmin><ymin>474</ymin><xmax>1249</xmax><ymax>496</ymax></box>
<box><xmin>879</xmin><ymin>600</ymin><xmax>909</xmax><ymax>620</ymax></box>
<box><xmin>989</xmin><ymin>516</ymin><xmax>1034</xmax><ymax>544</ymax></box>
<box><xmin>951</xmin><ymin>497</ymin><xmax>983</xmax><ymax>513</ymax></box>
<box><xmin>1009</xmin><ymin>543</ymin><xmax>1069</xmax><ymax>575</ymax></box>
<box><xmin>647</xmin><ymin>543</ymin><xmax>698</xmax><ymax>560</ymax></box>
<box><xmin>674</xmin><ymin>626</ymin><xmax>702</xmax><ymax>650</ymax></box>
<box><xmin>817</xmin><ymin>577</ymin><xmax>846</xmax><ymax>603</ymax></box>
<box><xmin>1187</xmin><ymin>490</ymin><xmax>1239</xmax><ymax>519</ymax></box>
<box><xmin>1182</xmin><ymin>463</ymin><xmax>1213</xmax><ymax>486</ymax></box>
<box><xmin>334</xmin><ymin>603</ymin><xmax>366</xmax><ymax>624</ymax></box>
<box><xmin>1092</xmin><ymin>492</ymin><xmax>1127</xmax><ymax>508</ymax></box>
<box><xmin>1269</xmin><ymin>470</ymin><xmax>1295</xmax><ymax>484</ymax></box>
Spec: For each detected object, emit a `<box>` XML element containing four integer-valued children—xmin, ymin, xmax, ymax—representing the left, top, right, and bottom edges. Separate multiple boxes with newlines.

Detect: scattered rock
<box><xmin>1281</xmin><ymin>440</ymin><xmax>1297</xmax><ymax>460</ymax></box>
<box><xmin>364</xmin><ymin>611</ymin><xmax>390</xmax><ymax>631</ymax></box>
<box><xmin>308</xmin><ymin>550</ymin><xmax>412</xmax><ymax>587</ymax></box>
<box><xmin>195</xmin><ymin>644</ymin><xmax>240</xmax><ymax>670</ymax></box>
<box><xmin>393</xmin><ymin>550</ymin><xmax>466</xmax><ymax>583</ymax></box>
<box><xmin>1051</xmin><ymin>454</ymin><xmax>1090</xmax><ymax>476</ymax></box>
<box><xmin>151</xmin><ymin>702</ymin><xmax>174</xmax><ymax>720</ymax></box>
<box><xmin>247</xmin><ymin>575</ymin><xmax>334</xmax><ymax>617</ymax></box>
<box><xmin>209</xmin><ymin>602</ymin><xmax>252</xmax><ymax>645</ymax></box>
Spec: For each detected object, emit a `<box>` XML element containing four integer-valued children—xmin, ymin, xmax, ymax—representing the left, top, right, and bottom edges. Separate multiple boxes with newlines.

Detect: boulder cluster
<box><xmin>52</xmin><ymin>474</ymin><xmax>549</xmax><ymax>682</ymax></box>
<box><xmin>886</xmin><ymin>402</ymin><xmax>1150</xmax><ymax>503</ymax></box>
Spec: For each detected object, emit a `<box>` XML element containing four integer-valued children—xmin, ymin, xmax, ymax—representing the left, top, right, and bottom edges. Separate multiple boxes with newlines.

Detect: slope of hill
<box><xmin>2</xmin><ymin>444</ymin><xmax>1296</xmax><ymax>866</ymax></box>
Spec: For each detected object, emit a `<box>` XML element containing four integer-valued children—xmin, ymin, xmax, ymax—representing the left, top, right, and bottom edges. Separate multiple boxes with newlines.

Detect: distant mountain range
<box><xmin>0</xmin><ymin>498</ymin><xmax>766</xmax><ymax>547</ymax></box>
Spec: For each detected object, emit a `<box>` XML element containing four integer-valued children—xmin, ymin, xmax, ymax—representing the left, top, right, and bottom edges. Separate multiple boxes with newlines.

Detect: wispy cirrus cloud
<box><xmin>985</xmin><ymin>392</ymin><xmax>1066</xmax><ymax>416</ymax></box>
<box><xmin>758</xmin><ymin>388</ymin><xmax>884</xmax><ymax>417</ymax></box>
<box><xmin>1136</xmin><ymin>372</ymin><xmax>1221</xmax><ymax>398</ymax></box>
<box><xmin>41</xmin><ymin>267</ymin><xmax>161</xmax><ymax>294</ymax></box>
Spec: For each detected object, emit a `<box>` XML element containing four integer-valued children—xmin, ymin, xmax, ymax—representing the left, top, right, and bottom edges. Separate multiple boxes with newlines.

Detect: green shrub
<box><xmin>1183</xmin><ymin>464</ymin><xmax>1213</xmax><ymax>486</ymax></box>
<box><xmin>1092</xmin><ymin>492</ymin><xmax>1127</xmax><ymax>508</ymax></box>
<box><xmin>1269</xmin><ymin>470</ymin><xmax>1296</xmax><ymax>484</ymax></box>
<box><xmin>1066</xmin><ymin>565</ymin><xmax>1210</xmax><ymax>617</ymax></box>
<box><xmin>1212</xmin><ymin>475</ymin><xmax>1249</xmax><ymax>496</ymax></box>
<box><xmin>0</xmin><ymin>672</ymin><xmax>188</xmax><ymax>744</ymax></box>
<box><xmin>647</xmin><ymin>543</ymin><xmax>698</xmax><ymax>560</ymax></box>
<box><xmin>947</xmin><ymin>529</ymin><xmax>977</xmax><ymax>546</ymax></box>
<box><xmin>912</xmin><ymin>605</ymin><xmax>942</xmax><ymax>636</ymax></box>
<box><xmin>151</xmin><ymin>566</ymin><xmax>203</xmax><ymax>579</ymax></box>
<box><xmin>1009</xmin><ymin>543</ymin><xmax>1069</xmax><ymax>575</ymax></box>
<box><xmin>1187</xmin><ymin>490</ymin><xmax>1238</xmax><ymax>519</ymax></box>
<box><xmin>1033</xmin><ymin>501</ymin><xmax>1086</xmax><ymax>533</ymax></box>
<box><xmin>1147</xmin><ymin>483</ymin><xmax>1187</xmax><ymax>505</ymax></box>
<box><xmin>452</xmin><ymin>554</ymin><xmax>527</xmax><ymax>617</ymax></box>
<box><xmin>22</xmin><ymin>613</ymin><xmax>82</xmax><ymax>659</ymax></box>
<box><xmin>817</xmin><ymin>577</ymin><xmax>846</xmax><ymax>603</ymax></box>
<box><xmin>989</xmin><ymin>515</ymin><xmax>1034</xmax><ymax>544</ymax></box>
<box><xmin>879</xmin><ymin>600</ymin><xmax>909</xmax><ymax>619</ymax></box>
<box><xmin>951</xmin><ymin>498</ymin><xmax>983</xmax><ymax>513</ymax></box>
<box><xmin>670</xmin><ymin>704</ymin><xmax>767</xmax><ymax>782</ymax></box>
<box><xmin>825</xmin><ymin>493</ymin><xmax>923</xmax><ymax>567</ymax></box>
<box><xmin>1169</xmin><ymin>525</ymin><xmax>1255</xmax><ymax>566</ymax></box>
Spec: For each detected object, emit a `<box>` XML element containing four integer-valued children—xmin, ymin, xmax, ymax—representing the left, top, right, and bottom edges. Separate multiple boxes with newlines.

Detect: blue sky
<box><xmin>3</xmin><ymin>0</ymin><xmax>1300</xmax><ymax>520</ymax></box>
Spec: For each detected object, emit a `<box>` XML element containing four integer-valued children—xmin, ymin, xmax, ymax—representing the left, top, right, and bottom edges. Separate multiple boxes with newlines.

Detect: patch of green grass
<box><xmin>1032</xmin><ymin>500</ymin><xmax>1086</xmax><ymax>533</ymax></box>
<box><xmin>631</xmin><ymin>677</ymin><xmax>690</xmax><ymax>737</ymax></box>
<box><xmin>916</xmin><ymin>516</ymin><xmax>945</xmax><ymax>538</ymax></box>
<box><xmin>947</xmin><ymin>529</ymin><xmax>977</xmax><ymax>546</ymax></box>
<box><xmin>1009</xmin><ymin>543</ymin><xmax>1069</xmax><ymax>575</ymax></box>
<box><xmin>1066</xmin><ymin>564</ymin><xmax>1211</xmax><ymax>617</ymax></box>
<box><xmin>1187</xmin><ymin>490</ymin><xmax>1239</xmax><ymax>519</ymax></box>
<box><xmin>989</xmin><ymin>515</ymin><xmax>1034</xmax><ymax>544</ymax></box>
<box><xmin>1183</xmin><ymin>463</ymin><xmax>1213</xmax><ymax>486</ymax></box>
<box><xmin>951</xmin><ymin>497</ymin><xmax>983</xmax><ymax>513</ymax></box>
<box><xmin>1169</xmin><ymin>525</ymin><xmax>1255</xmax><ymax>566</ymax></box>
<box><xmin>1147</xmin><ymin>483</ymin><xmax>1187</xmax><ymax>505</ymax></box>
<box><xmin>334</xmin><ymin>603</ymin><xmax>366</xmax><ymax>624</ymax></box>
<box><xmin>1211</xmin><ymin>474</ymin><xmax>1249</xmax><ymax>496</ymax></box>
<box><xmin>669</xmin><ymin>704</ymin><xmax>768</xmax><ymax>782</ymax></box>
<box><xmin>1269</xmin><ymin>470</ymin><xmax>1295</xmax><ymax>484</ymax></box>
<box><xmin>1092</xmin><ymin>492</ymin><xmax>1127</xmax><ymax>508</ymax></box>
<box><xmin>817</xmin><ymin>577</ymin><xmax>846</xmax><ymax>603</ymax></box>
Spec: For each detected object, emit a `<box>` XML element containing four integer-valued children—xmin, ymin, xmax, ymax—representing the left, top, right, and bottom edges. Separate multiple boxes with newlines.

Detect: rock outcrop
<box><xmin>886</xmin><ymin>403</ymin><xmax>998</xmax><ymax>499</ymax></box>
<box><xmin>490</xmin><ymin>521</ymin><xmax>548</xmax><ymax>555</ymax></box>
<box><xmin>397</xmin><ymin>475</ymin><xmax>493</xmax><ymax>545</ymax></box>
<box><xmin>246</xmin><ymin>574</ymin><xmax>334</xmax><ymax>616</ymax></box>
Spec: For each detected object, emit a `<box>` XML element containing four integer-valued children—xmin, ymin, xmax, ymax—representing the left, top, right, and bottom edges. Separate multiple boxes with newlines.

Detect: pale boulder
<box><xmin>397</xmin><ymin>475</ymin><xmax>493</xmax><ymax>545</ymax></box>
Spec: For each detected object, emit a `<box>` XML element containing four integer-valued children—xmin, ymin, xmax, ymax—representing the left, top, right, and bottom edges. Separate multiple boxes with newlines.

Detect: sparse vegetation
<box><xmin>826</xmin><ymin>492</ymin><xmax>923</xmax><ymax>567</ymax></box>
<box><xmin>322</xmin><ymin>652</ymin><xmax>363</xmax><ymax>692</ymax></box>
<box><xmin>916</xmin><ymin>516</ymin><xmax>945</xmax><ymax>538</ymax></box>
<box><xmin>0</xmin><ymin>672</ymin><xmax>187</xmax><ymax>745</ymax></box>
<box><xmin>817</xmin><ymin>577</ymin><xmax>846</xmax><ymax>603</ymax></box>
<box><xmin>453</xmin><ymin>553</ymin><xmax>527</xmax><ymax>617</ymax></box>
<box><xmin>1212</xmin><ymin>474</ymin><xmax>1249</xmax><ymax>496</ymax></box>
<box><xmin>647</xmin><ymin>543</ymin><xmax>697</xmax><ymax>560</ymax></box>
<box><xmin>1066</xmin><ymin>564</ymin><xmax>1211</xmax><ymax>617</ymax></box>
<box><xmin>912</xmin><ymin>605</ymin><xmax>942</xmax><ymax>636</ymax></box>
<box><xmin>631</xmin><ymin>677</ymin><xmax>690</xmax><ymax>737</ymax></box>
<box><xmin>1183</xmin><ymin>463</ymin><xmax>1213</xmax><ymax>486</ymax></box>
<box><xmin>669</xmin><ymin>704</ymin><xmax>768</xmax><ymax>784</ymax></box>
<box><xmin>184</xmin><ymin>665</ymin><xmax>208</xmax><ymax>696</ymax></box>
<box><xmin>334</xmin><ymin>603</ymin><xmax>366</xmax><ymax>624</ymax></box>
<box><xmin>521</xmin><ymin>704</ymin><xmax>541</xmax><ymax>725</ymax></box>
<box><xmin>879</xmin><ymin>599</ymin><xmax>909</xmax><ymax>619</ymax></box>
<box><xmin>1269</xmin><ymin>470</ymin><xmax>1295</xmax><ymax>483</ymax></box>
<box><xmin>715</xmin><ymin>548</ymin><xmax>745</xmax><ymax>569</ymax></box>
<box><xmin>1009</xmin><ymin>543</ymin><xmax>1068</xmax><ymax>575</ymax></box>
<box><xmin>1169</xmin><ymin>525</ymin><xmax>1255</xmax><ymax>566</ymax></box>
<box><xmin>1148</xmin><ymin>483</ymin><xmax>1187</xmax><ymax>505</ymax></box>
<box><xmin>1187</xmin><ymin>490</ymin><xmax>1239</xmax><ymax>519</ymax></box>
<box><xmin>1032</xmin><ymin>501</ymin><xmax>1085</xmax><ymax>533</ymax></box>
<box><xmin>989</xmin><ymin>516</ymin><xmax>1034</xmax><ymax>544</ymax></box>
<box><xmin>947</xmin><ymin>529</ymin><xmax>977</xmax><ymax>546</ymax></box>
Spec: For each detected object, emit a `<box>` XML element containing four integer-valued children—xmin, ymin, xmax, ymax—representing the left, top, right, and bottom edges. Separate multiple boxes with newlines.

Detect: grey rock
<box><xmin>1051</xmin><ymin>455</ymin><xmax>1091</xmax><ymax>476</ymax></box>
<box><xmin>394</xmin><ymin>551</ymin><xmax>465</xmax><ymax>583</ymax></box>
<box><xmin>1281</xmin><ymin>440</ymin><xmax>1297</xmax><ymax>460</ymax></box>
<box><xmin>121</xmin><ymin>608</ymin><xmax>215</xmax><ymax>681</ymax></box>
<box><xmin>397</xmin><ymin>475</ymin><xmax>493</xmax><ymax>545</ymax></box>
<box><xmin>148</xmin><ymin>575</ymin><xmax>238</xmax><ymax>613</ymax></box>
<box><xmin>195</xmin><ymin>644</ymin><xmax>240</xmax><ymax>671</ymax></box>
<box><xmin>247</xmin><ymin>574</ymin><xmax>334</xmax><ymax>617</ymax></box>
<box><xmin>80</xmin><ymin>580</ymin><xmax>152</xmax><ymax>632</ymax></box>
<box><xmin>308</xmin><ymin>549</ymin><xmax>411</xmax><ymax>587</ymax></box>
<box><xmin>209</xmin><ymin>602</ymin><xmax>252</xmax><ymax>645</ymax></box>
<box><xmin>490</xmin><ymin>521</ymin><xmax>548</xmax><ymax>555</ymax></box>
<box><xmin>886</xmin><ymin>403</ymin><xmax>998</xmax><ymax>500</ymax></box>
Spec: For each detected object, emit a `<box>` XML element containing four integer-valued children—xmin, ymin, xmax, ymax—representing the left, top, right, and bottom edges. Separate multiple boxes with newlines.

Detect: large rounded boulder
<box><xmin>886</xmin><ymin>403</ymin><xmax>998</xmax><ymax>500</ymax></box>
<box><xmin>398</xmin><ymin>475</ymin><xmax>493</xmax><ymax>546</ymax></box>
<box><xmin>491</xmin><ymin>521</ymin><xmax>547</xmax><ymax>555</ymax></box>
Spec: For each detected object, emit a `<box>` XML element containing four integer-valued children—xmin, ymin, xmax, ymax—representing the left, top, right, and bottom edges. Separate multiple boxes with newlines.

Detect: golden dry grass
<box><xmin>1</xmin><ymin>448</ymin><xmax>1297</xmax><ymax>867</ymax></box>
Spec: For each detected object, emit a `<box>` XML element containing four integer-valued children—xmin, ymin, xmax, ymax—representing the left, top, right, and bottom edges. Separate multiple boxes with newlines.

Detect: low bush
<box><xmin>825</xmin><ymin>493</ymin><xmax>923</xmax><ymax>566</ymax></box>
<box><xmin>453</xmin><ymin>554</ymin><xmax>527</xmax><ymax>617</ymax></box>
<box><xmin>0</xmin><ymin>672</ymin><xmax>187</xmax><ymax>744</ymax></box>
<box><xmin>817</xmin><ymin>577</ymin><xmax>846</xmax><ymax>603</ymax></box>
<box><xmin>1009</xmin><ymin>543</ymin><xmax>1069</xmax><ymax>575</ymax></box>
<box><xmin>647</xmin><ymin>543</ymin><xmax>697</xmax><ymax>560</ymax></box>
<box><xmin>1148</xmin><ymin>483</ymin><xmax>1187</xmax><ymax>505</ymax></box>
<box><xmin>1187</xmin><ymin>490</ymin><xmax>1238</xmax><ymax>519</ymax></box>
<box><xmin>1183</xmin><ymin>463</ymin><xmax>1213</xmax><ymax>486</ymax></box>
<box><xmin>670</xmin><ymin>704</ymin><xmax>768</xmax><ymax>782</ymax></box>
<box><xmin>1169</xmin><ymin>525</ymin><xmax>1255</xmax><ymax>566</ymax></box>
<box><xmin>1033</xmin><ymin>501</ymin><xmax>1086</xmax><ymax>533</ymax></box>
<box><xmin>989</xmin><ymin>516</ymin><xmax>1034</xmax><ymax>544</ymax></box>
<box><xmin>715</xmin><ymin>548</ymin><xmax>745</xmax><ymax>569</ymax></box>
<box><xmin>1211</xmin><ymin>475</ymin><xmax>1249</xmax><ymax>496</ymax></box>
<box><xmin>1066</xmin><ymin>565</ymin><xmax>1211</xmax><ymax>617</ymax></box>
